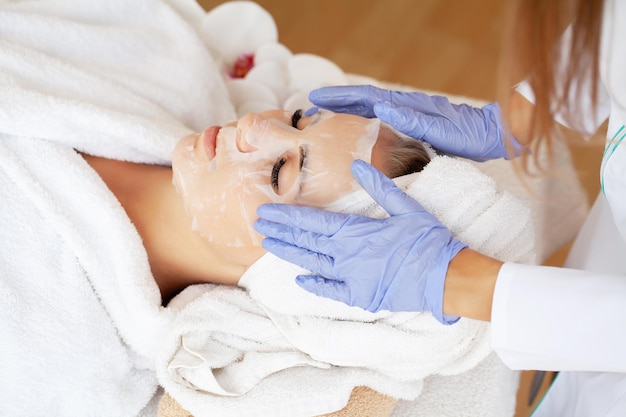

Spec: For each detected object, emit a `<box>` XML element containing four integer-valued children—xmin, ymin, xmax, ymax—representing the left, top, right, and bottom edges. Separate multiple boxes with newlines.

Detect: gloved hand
<box><xmin>308</xmin><ymin>85</ymin><xmax>524</xmax><ymax>161</ymax></box>
<box><xmin>253</xmin><ymin>160</ymin><xmax>468</xmax><ymax>325</ymax></box>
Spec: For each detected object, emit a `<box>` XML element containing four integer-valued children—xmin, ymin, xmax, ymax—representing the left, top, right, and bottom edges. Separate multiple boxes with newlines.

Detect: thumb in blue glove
<box><xmin>253</xmin><ymin>160</ymin><xmax>468</xmax><ymax>324</ymax></box>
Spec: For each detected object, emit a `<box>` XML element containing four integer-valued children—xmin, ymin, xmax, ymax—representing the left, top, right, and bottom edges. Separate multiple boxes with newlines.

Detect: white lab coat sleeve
<box><xmin>491</xmin><ymin>262</ymin><xmax>626</xmax><ymax>372</ymax></box>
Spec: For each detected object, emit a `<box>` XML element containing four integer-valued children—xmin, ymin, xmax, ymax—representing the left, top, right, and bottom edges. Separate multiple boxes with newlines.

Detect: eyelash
<box><xmin>272</xmin><ymin>111</ymin><xmax>304</xmax><ymax>192</ymax></box>
<box><xmin>271</xmin><ymin>146</ymin><xmax>306</xmax><ymax>193</ymax></box>
<box><xmin>271</xmin><ymin>157</ymin><xmax>286</xmax><ymax>192</ymax></box>
<box><xmin>291</xmin><ymin>109</ymin><xmax>303</xmax><ymax>129</ymax></box>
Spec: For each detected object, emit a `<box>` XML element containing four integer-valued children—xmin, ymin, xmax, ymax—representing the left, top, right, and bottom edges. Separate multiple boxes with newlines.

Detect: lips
<box><xmin>199</xmin><ymin>126</ymin><xmax>220</xmax><ymax>161</ymax></box>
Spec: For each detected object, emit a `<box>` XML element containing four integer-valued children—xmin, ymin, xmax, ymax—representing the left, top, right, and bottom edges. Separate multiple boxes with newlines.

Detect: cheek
<box><xmin>175</xmin><ymin>160</ymin><xmax>293</xmax><ymax>250</ymax></box>
<box><xmin>183</xmin><ymin>172</ymin><xmax>270</xmax><ymax>247</ymax></box>
<box><xmin>172</xmin><ymin>135</ymin><xmax>199</xmax><ymax>195</ymax></box>
<box><xmin>189</xmin><ymin>189</ymin><xmax>264</xmax><ymax>248</ymax></box>
<box><xmin>296</xmin><ymin>155</ymin><xmax>358</xmax><ymax>208</ymax></box>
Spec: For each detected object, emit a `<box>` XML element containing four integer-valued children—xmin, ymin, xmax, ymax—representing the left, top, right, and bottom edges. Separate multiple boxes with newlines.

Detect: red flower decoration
<box><xmin>229</xmin><ymin>53</ymin><xmax>255</xmax><ymax>78</ymax></box>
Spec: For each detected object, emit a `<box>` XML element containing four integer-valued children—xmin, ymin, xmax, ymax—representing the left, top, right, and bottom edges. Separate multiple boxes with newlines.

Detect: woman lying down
<box><xmin>154</xmin><ymin>109</ymin><xmax>535</xmax><ymax>417</ymax></box>
<box><xmin>163</xmin><ymin>107</ymin><xmax>535</xmax><ymax>415</ymax></box>
<box><xmin>2</xmin><ymin>106</ymin><xmax>534</xmax><ymax>417</ymax></box>
<box><xmin>140</xmin><ymin>108</ymin><xmax>430</xmax><ymax>304</ymax></box>
<box><xmin>0</xmin><ymin>1</ymin><xmax>533</xmax><ymax>416</ymax></box>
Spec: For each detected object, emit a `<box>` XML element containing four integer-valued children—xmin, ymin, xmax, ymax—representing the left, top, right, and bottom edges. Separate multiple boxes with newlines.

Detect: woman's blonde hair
<box><xmin>499</xmin><ymin>0</ymin><xmax>604</xmax><ymax>170</ymax></box>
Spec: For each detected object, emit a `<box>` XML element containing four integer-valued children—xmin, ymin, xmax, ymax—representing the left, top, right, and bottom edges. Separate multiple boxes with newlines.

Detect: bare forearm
<box><xmin>443</xmin><ymin>249</ymin><xmax>503</xmax><ymax>322</ymax></box>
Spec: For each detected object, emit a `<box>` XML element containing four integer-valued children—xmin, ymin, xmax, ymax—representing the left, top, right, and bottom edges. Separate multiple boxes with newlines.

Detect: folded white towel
<box><xmin>158</xmin><ymin>156</ymin><xmax>536</xmax><ymax>417</ymax></box>
<box><xmin>159</xmin><ymin>283</ymin><xmax>423</xmax><ymax>417</ymax></box>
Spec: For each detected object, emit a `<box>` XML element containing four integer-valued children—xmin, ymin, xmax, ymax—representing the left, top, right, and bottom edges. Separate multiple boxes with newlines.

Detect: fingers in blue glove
<box><xmin>373</xmin><ymin>102</ymin><xmax>461</xmax><ymax>154</ymax></box>
<box><xmin>308</xmin><ymin>85</ymin><xmax>391</xmax><ymax>118</ymax></box>
<box><xmin>295</xmin><ymin>274</ymin><xmax>352</xmax><ymax>305</ymax></box>
<box><xmin>254</xmin><ymin>217</ymin><xmax>334</xmax><ymax>256</ymax></box>
<box><xmin>304</xmin><ymin>107</ymin><xmax>318</xmax><ymax>117</ymax></box>
<box><xmin>260</xmin><ymin>236</ymin><xmax>336</xmax><ymax>277</ymax></box>
<box><xmin>256</xmin><ymin>204</ymin><xmax>350</xmax><ymax>236</ymax></box>
<box><xmin>374</xmin><ymin>102</ymin><xmax>430</xmax><ymax>137</ymax></box>
<box><xmin>351</xmin><ymin>160</ymin><xmax>428</xmax><ymax>216</ymax></box>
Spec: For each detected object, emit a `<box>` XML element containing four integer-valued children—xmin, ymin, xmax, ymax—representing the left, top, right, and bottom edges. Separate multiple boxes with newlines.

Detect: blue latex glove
<box><xmin>253</xmin><ymin>160</ymin><xmax>468</xmax><ymax>325</ymax></box>
<box><xmin>308</xmin><ymin>85</ymin><xmax>524</xmax><ymax>161</ymax></box>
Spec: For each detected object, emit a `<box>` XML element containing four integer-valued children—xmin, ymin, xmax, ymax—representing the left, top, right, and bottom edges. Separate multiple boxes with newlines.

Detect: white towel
<box><xmin>0</xmin><ymin>0</ymin><xmax>235</xmax><ymax>164</ymax></box>
<box><xmin>158</xmin><ymin>156</ymin><xmax>536</xmax><ymax>417</ymax></box>
<box><xmin>158</xmin><ymin>283</ymin><xmax>423</xmax><ymax>417</ymax></box>
<box><xmin>390</xmin><ymin>353</ymin><xmax>520</xmax><ymax>417</ymax></box>
<box><xmin>0</xmin><ymin>1</ymin><xmax>235</xmax><ymax>415</ymax></box>
<box><xmin>0</xmin><ymin>132</ymin><xmax>172</xmax><ymax>416</ymax></box>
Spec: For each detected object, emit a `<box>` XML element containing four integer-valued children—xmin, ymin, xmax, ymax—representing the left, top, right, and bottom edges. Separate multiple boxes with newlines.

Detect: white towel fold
<box><xmin>158</xmin><ymin>156</ymin><xmax>536</xmax><ymax>417</ymax></box>
<box><xmin>158</xmin><ymin>283</ymin><xmax>423</xmax><ymax>417</ymax></box>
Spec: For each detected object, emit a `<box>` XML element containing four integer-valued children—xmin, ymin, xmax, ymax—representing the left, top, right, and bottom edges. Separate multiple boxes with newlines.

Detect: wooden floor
<box><xmin>198</xmin><ymin>1</ymin><xmax>606</xmax><ymax>416</ymax></box>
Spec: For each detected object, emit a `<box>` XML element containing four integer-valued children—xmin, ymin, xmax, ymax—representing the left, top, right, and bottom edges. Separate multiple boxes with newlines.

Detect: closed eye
<box><xmin>271</xmin><ymin>146</ymin><xmax>306</xmax><ymax>194</ymax></box>
<box><xmin>271</xmin><ymin>156</ymin><xmax>286</xmax><ymax>192</ymax></box>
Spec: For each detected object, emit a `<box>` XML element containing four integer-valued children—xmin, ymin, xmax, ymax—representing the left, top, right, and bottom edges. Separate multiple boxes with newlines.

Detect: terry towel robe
<box><xmin>0</xmin><ymin>0</ymin><xmax>235</xmax><ymax>415</ymax></box>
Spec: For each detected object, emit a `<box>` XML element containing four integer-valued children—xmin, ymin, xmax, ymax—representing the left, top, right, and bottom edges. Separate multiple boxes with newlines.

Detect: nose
<box><xmin>236</xmin><ymin>113</ymin><xmax>269</xmax><ymax>153</ymax></box>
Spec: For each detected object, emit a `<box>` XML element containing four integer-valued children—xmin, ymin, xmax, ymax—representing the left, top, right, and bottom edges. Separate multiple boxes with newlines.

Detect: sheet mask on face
<box><xmin>171</xmin><ymin>109</ymin><xmax>379</xmax><ymax>268</ymax></box>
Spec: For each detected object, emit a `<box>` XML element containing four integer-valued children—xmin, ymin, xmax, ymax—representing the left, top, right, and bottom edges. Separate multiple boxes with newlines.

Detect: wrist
<box><xmin>443</xmin><ymin>249</ymin><xmax>502</xmax><ymax>322</ymax></box>
<box><xmin>506</xmin><ymin>92</ymin><xmax>535</xmax><ymax>147</ymax></box>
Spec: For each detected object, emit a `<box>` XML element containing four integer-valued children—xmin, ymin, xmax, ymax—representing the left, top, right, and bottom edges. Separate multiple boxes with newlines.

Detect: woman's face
<box><xmin>172</xmin><ymin>109</ymin><xmax>392</xmax><ymax>269</ymax></box>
